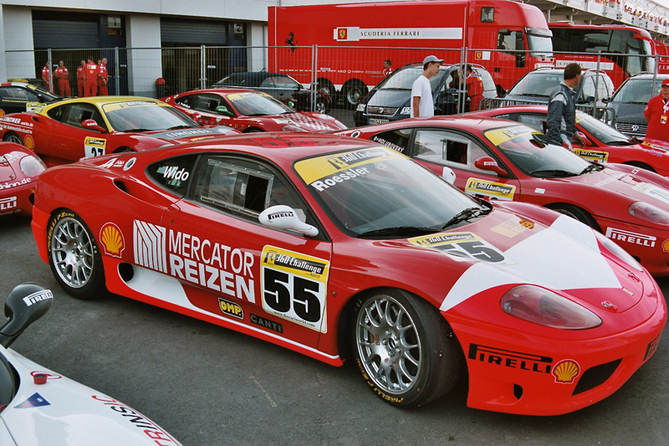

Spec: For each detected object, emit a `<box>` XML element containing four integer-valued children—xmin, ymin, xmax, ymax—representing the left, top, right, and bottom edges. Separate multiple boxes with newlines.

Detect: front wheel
<box><xmin>343</xmin><ymin>82</ymin><xmax>367</xmax><ymax>109</ymax></box>
<box><xmin>352</xmin><ymin>289</ymin><xmax>462</xmax><ymax>407</ymax></box>
<box><xmin>47</xmin><ymin>210</ymin><xmax>105</xmax><ymax>300</ymax></box>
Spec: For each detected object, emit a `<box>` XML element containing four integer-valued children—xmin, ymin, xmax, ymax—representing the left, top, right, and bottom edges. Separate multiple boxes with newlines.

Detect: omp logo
<box><xmin>133</xmin><ymin>220</ymin><xmax>167</xmax><ymax>273</ymax></box>
<box><xmin>605</xmin><ymin>227</ymin><xmax>656</xmax><ymax>248</ymax></box>
<box><xmin>218</xmin><ymin>298</ymin><xmax>244</xmax><ymax>320</ymax></box>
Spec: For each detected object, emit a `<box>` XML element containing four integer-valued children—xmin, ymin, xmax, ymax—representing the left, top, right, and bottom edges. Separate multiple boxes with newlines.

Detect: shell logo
<box><xmin>24</xmin><ymin>135</ymin><xmax>35</xmax><ymax>150</ymax></box>
<box><xmin>552</xmin><ymin>359</ymin><xmax>581</xmax><ymax>384</ymax></box>
<box><xmin>662</xmin><ymin>238</ymin><xmax>669</xmax><ymax>252</ymax></box>
<box><xmin>99</xmin><ymin>222</ymin><xmax>125</xmax><ymax>258</ymax></box>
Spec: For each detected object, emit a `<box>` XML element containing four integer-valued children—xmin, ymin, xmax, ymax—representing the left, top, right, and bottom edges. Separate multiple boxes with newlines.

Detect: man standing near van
<box><xmin>546</xmin><ymin>62</ymin><xmax>585</xmax><ymax>148</ymax></box>
<box><xmin>411</xmin><ymin>55</ymin><xmax>443</xmax><ymax>118</ymax></box>
<box><xmin>643</xmin><ymin>78</ymin><xmax>669</xmax><ymax>144</ymax></box>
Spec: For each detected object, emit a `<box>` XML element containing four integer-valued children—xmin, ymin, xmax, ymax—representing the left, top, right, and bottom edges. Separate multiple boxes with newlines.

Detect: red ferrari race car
<box><xmin>31</xmin><ymin>133</ymin><xmax>665</xmax><ymax>415</ymax></box>
<box><xmin>162</xmin><ymin>89</ymin><xmax>347</xmax><ymax>133</ymax></box>
<box><xmin>470</xmin><ymin>105</ymin><xmax>669</xmax><ymax>177</ymax></box>
<box><xmin>337</xmin><ymin>117</ymin><xmax>669</xmax><ymax>276</ymax></box>
<box><xmin>0</xmin><ymin>142</ymin><xmax>46</xmax><ymax>217</ymax></box>
<box><xmin>0</xmin><ymin>96</ymin><xmax>238</xmax><ymax>166</ymax></box>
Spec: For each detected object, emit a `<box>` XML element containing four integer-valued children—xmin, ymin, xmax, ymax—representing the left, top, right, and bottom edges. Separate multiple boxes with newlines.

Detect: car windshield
<box><xmin>484</xmin><ymin>124</ymin><xmax>591</xmax><ymax>177</ymax></box>
<box><xmin>611</xmin><ymin>78</ymin><xmax>665</xmax><ymax>104</ymax></box>
<box><xmin>214</xmin><ymin>75</ymin><xmax>249</xmax><ymax>87</ymax></box>
<box><xmin>575</xmin><ymin>110</ymin><xmax>631</xmax><ymax>144</ymax></box>
<box><xmin>102</xmin><ymin>101</ymin><xmax>198</xmax><ymax>132</ymax></box>
<box><xmin>294</xmin><ymin>146</ymin><xmax>485</xmax><ymax>237</ymax></box>
<box><xmin>507</xmin><ymin>72</ymin><xmax>561</xmax><ymax>98</ymax></box>
<box><xmin>228</xmin><ymin>92</ymin><xmax>294</xmax><ymax>116</ymax></box>
<box><xmin>375</xmin><ymin>66</ymin><xmax>448</xmax><ymax>91</ymax></box>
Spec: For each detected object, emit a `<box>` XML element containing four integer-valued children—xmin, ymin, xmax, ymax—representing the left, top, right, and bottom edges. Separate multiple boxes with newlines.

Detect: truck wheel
<box><xmin>47</xmin><ymin>210</ymin><xmax>105</xmax><ymax>300</ymax></box>
<box><xmin>351</xmin><ymin>289</ymin><xmax>462</xmax><ymax>407</ymax></box>
<box><xmin>315</xmin><ymin>78</ymin><xmax>335</xmax><ymax>98</ymax></box>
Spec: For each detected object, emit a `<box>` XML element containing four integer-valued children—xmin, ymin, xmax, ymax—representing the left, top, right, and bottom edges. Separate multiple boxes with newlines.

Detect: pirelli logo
<box><xmin>468</xmin><ymin>344</ymin><xmax>553</xmax><ymax>374</ymax></box>
<box><xmin>134</xmin><ymin>220</ymin><xmax>168</xmax><ymax>273</ymax></box>
<box><xmin>605</xmin><ymin>227</ymin><xmax>656</xmax><ymax>248</ymax></box>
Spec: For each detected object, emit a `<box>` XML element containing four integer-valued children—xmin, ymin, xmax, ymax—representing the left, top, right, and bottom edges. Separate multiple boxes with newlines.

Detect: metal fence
<box><xmin>7</xmin><ymin>45</ymin><xmax>664</xmax><ymax>119</ymax></box>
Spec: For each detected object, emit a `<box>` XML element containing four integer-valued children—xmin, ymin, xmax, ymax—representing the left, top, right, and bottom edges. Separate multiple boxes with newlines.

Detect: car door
<box><xmin>159</xmin><ymin>153</ymin><xmax>333</xmax><ymax>348</ymax></box>
<box><xmin>37</xmin><ymin>102</ymin><xmax>108</xmax><ymax>160</ymax></box>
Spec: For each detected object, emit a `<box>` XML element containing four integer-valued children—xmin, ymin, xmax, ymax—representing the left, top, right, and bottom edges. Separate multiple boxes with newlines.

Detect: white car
<box><xmin>0</xmin><ymin>283</ymin><xmax>183</xmax><ymax>445</ymax></box>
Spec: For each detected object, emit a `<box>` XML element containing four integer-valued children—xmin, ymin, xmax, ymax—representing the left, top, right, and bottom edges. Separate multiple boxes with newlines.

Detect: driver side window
<box><xmin>414</xmin><ymin>129</ymin><xmax>494</xmax><ymax>175</ymax></box>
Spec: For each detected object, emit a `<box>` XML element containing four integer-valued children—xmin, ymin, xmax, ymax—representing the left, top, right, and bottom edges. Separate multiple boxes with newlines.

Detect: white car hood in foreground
<box><xmin>0</xmin><ymin>347</ymin><xmax>182</xmax><ymax>446</ymax></box>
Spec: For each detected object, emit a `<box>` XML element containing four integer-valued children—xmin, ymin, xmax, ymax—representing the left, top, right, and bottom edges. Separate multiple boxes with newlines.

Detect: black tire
<box><xmin>47</xmin><ymin>210</ymin><xmax>106</xmax><ymax>300</ymax></box>
<box><xmin>351</xmin><ymin>289</ymin><xmax>463</xmax><ymax>407</ymax></box>
<box><xmin>315</xmin><ymin>78</ymin><xmax>335</xmax><ymax>98</ymax></box>
<box><xmin>547</xmin><ymin>203</ymin><xmax>598</xmax><ymax>230</ymax></box>
<box><xmin>3</xmin><ymin>133</ymin><xmax>24</xmax><ymax>145</ymax></box>
<box><xmin>343</xmin><ymin>82</ymin><xmax>367</xmax><ymax>109</ymax></box>
<box><xmin>244</xmin><ymin>128</ymin><xmax>264</xmax><ymax>133</ymax></box>
<box><xmin>314</xmin><ymin>98</ymin><xmax>328</xmax><ymax>114</ymax></box>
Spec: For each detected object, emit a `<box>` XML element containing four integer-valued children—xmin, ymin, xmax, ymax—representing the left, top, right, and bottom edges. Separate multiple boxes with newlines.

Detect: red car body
<box><xmin>470</xmin><ymin>105</ymin><xmax>669</xmax><ymax>177</ymax></box>
<box><xmin>31</xmin><ymin>133</ymin><xmax>665</xmax><ymax>415</ymax></box>
<box><xmin>0</xmin><ymin>142</ymin><xmax>46</xmax><ymax>217</ymax></box>
<box><xmin>337</xmin><ymin>116</ymin><xmax>669</xmax><ymax>276</ymax></box>
<box><xmin>162</xmin><ymin>89</ymin><xmax>347</xmax><ymax>133</ymax></box>
<box><xmin>0</xmin><ymin>96</ymin><xmax>238</xmax><ymax>166</ymax></box>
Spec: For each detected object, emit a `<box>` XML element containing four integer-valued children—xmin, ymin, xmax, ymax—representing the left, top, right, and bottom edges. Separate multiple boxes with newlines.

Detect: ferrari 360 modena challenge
<box><xmin>31</xmin><ymin>133</ymin><xmax>666</xmax><ymax>415</ymax></box>
<box><xmin>0</xmin><ymin>96</ymin><xmax>238</xmax><ymax>166</ymax></box>
<box><xmin>337</xmin><ymin>117</ymin><xmax>669</xmax><ymax>276</ymax></box>
<box><xmin>0</xmin><ymin>141</ymin><xmax>46</xmax><ymax>217</ymax></box>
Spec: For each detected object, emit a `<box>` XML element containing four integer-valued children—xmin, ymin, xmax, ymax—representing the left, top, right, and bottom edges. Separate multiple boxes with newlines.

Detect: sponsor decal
<box><xmin>409</xmin><ymin>232</ymin><xmax>515</xmax><ymax>265</ymax></box>
<box><xmin>261</xmin><ymin>246</ymin><xmax>330</xmax><ymax>332</ymax></box>
<box><xmin>218</xmin><ymin>298</ymin><xmax>244</xmax><ymax>320</ymax></box>
<box><xmin>84</xmin><ymin>136</ymin><xmax>106</xmax><ymax>158</ymax></box>
<box><xmin>133</xmin><ymin>220</ymin><xmax>255</xmax><ymax>303</ymax></box>
<box><xmin>15</xmin><ymin>393</ymin><xmax>50</xmax><ymax>409</ymax></box>
<box><xmin>124</xmin><ymin>157</ymin><xmax>137</xmax><ymax>171</ymax></box>
<box><xmin>250</xmin><ymin>314</ymin><xmax>284</xmax><ymax>334</ymax></box>
<box><xmin>371</xmin><ymin>135</ymin><xmax>405</xmax><ymax>153</ymax></box>
<box><xmin>468</xmin><ymin>344</ymin><xmax>553</xmax><ymax>374</ymax></box>
<box><xmin>662</xmin><ymin>239</ymin><xmax>669</xmax><ymax>252</ymax></box>
<box><xmin>0</xmin><ymin>196</ymin><xmax>18</xmax><ymax>212</ymax></box>
<box><xmin>100</xmin><ymin>223</ymin><xmax>125</xmax><ymax>258</ymax></box>
<box><xmin>22</xmin><ymin>289</ymin><xmax>53</xmax><ymax>307</ymax></box>
<box><xmin>490</xmin><ymin>219</ymin><xmax>534</xmax><ymax>237</ymax></box>
<box><xmin>605</xmin><ymin>227</ymin><xmax>656</xmax><ymax>248</ymax></box>
<box><xmin>633</xmin><ymin>182</ymin><xmax>669</xmax><ymax>206</ymax></box>
<box><xmin>644</xmin><ymin>333</ymin><xmax>662</xmax><ymax>362</ymax></box>
<box><xmin>333</xmin><ymin>26</ymin><xmax>462</xmax><ymax>41</ymax></box>
<box><xmin>551</xmin><ymin>359</ymin><xmax>581</xmax><ymax>384</ymax></box>
<box><xmin>92</xmin><ymin>395</ymin><xmax>181</xmax><ymax>445</ymax></box>
<box><xmin>465</xmin><ymin>178</ymin><xmax>515</xmax><ymax>200</ymax></box>
<box><xmin>484</xmin><ymin>125</ymin><xmax>535</xmax><ymax>146</ymax></box>
<box><xmin>573</xmin><ymin>148</ymin><xmax>609</xmax><ymax>163</ymax></box>
<box><xmin>24</xmin><ymin>134</ymin><xmax>35</xmax><ymax>150</ymax></box>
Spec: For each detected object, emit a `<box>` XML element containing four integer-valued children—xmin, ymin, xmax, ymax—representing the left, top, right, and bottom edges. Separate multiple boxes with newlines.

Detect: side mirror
<box><xmin>577</xmin><ymin>131</ymin><xmax>593</xmax><ymax>147</ymax></box>
<box><xmin>259</xmin><ymin>205</ymin><xmax>319</xmax><ymax>237</ymax></box>
<box><xmin>0</xmin><ymin>283</ymin><xmax>53</xmax><ymax>348</ymax></box>
<box><xmin>215</xmin><ymin>106</ymin><xmax>234</xmax><ymax>117</ymax></box>
<box><xmin>81</xmin><ymin>119</ymin><xmax>107</xmax><ymax>133</ymax></box>
<box><xmin>474</xmin><ymin>156</ymin><xmax>508</xmax><ymax>177</ymax></box>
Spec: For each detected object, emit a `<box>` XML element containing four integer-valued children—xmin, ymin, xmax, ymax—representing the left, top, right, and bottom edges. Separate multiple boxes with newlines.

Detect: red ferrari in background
<box><xmin>31</xmin><ymin>133</ymin><xmax>665</xmax><ymax>415</ymax></box>
<box><xmin>162</xmin><ymin>89</ymin><xmax>347</xmax><ymax>133</ymax></box>
<box><xmin>337</xmin><ymin>116</ymin><xmax>669</xmax><ymax>276</ymax></box>
<box><xmin>0</xmin><ymin>96</ymin><xmax>238</xmax><ymax>166</ymax></box>
<box><xmin>0</xmin><ymin>142</ymin><xmax>46</xmax><ymax>217</ymax></box>
<box><xmin>469</xmin><ymin>105</ymin><xmax>669</xmax><ymax>176</ymax></box>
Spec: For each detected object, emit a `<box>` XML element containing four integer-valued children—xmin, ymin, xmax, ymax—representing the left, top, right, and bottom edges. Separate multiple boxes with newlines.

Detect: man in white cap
<box><xmin>411</xmin><ymin>55</ymin><xmax>443</xmax><ymax>118</ymax></box>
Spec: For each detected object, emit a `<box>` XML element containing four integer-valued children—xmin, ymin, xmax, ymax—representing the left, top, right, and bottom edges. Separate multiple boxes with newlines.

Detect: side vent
<box><xmin>114</xmin><ymin>180</ymin><xmax>128</xmax><ymax>193</ymax></box>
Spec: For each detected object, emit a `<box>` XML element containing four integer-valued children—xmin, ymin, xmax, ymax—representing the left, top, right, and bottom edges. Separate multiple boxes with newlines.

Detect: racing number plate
<box><xmin>261</xmin><ymin>246</ymin><xmax>330</xmax><ymax>333</ymax></box>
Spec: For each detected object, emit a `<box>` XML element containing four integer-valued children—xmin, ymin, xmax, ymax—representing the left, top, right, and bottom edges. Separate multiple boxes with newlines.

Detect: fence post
<box><xmin>47</xmin><ymin>48</ymin><xmax>53</xmax><ymax>93</ymax></box>
<box><xmin>200</xmin><ymin>44</ymin><xmax>206</xmax><ymax>89</ymax></box>
<box><xmin>114</xmin><ymin>47</ymin><xmax>120</xmax><ymax>95</ymax></box>
<box><xmin>311</xmin><ymin>44</ymin><xmax>317</xmax><ymax>112</ymax></box>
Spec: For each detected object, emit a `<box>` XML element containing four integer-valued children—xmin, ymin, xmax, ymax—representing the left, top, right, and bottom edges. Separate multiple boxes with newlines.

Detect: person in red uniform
<box><xmin>97</xmin><ymin>58</ymin><xmax>108</xmax><ymax>96</ymax></box>
<box><xmin>644</xmin><ymin>78</ymin><xmax>669</xmax><ymax>144</ymax></box>
<box><xmin>465</xmin><ymin>64</ymin><xmax>484</xmax><ymax>111</ymax></box>
<box><xmin>382</xmin><ymin>59</ymin><xmax>393</xmax><ymax>77</ymax></box>
<box><xmin>77</xmin><ymin>60</ymin><xmax>85</xmax><ymax>97</ymax></box>
<box><xmin>54</xmin><ymin>61</ymin><xmax>71</xmax><ymax>97</ymax></box>
<box><xmin>41</xmin><ymin>61</ymin><xmax>51</xmax><ymax>93</ymax></box>
<box><xmin>83</xmin><ymin>57</ymin><xmax>98</xmax><ymax>97</ymax></box>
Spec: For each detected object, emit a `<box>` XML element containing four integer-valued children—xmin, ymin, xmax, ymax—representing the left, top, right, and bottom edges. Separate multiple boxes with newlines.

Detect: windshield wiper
<box><xmin>580</xmin><ymin>163</ymin><xmax>603</xmax><ymax>175</ymax></box>
<box><xmin>528</xmin><ymin>169</ymin><xmax>577</xmax><ymax>177</ymax></box>
<box><xmin>124</xmin><ymin>128</ymin><xmax>150</xmax><ymax>132</ymax></box>
<box><xmin>357</xmin><ymin>226</ymin><xmax>440</xmax><ymax>239</ymax></box>
<box><xmin>167</xmin><ymin>124</ymin><xmax>193</xmax><ymax>130</ymax></box>
<box><xmin>441</xmin><ymin>206</ymin><xmax>485</xmax><ymax>229</ymax></box>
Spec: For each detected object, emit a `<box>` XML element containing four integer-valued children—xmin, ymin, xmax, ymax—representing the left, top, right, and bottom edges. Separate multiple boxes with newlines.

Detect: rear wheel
<box><xmin>47</xmin><ymin>210</ymin><xmax>105</xmax><ymax>300</ymax></box>
<box><xmin>3</xmin><ymin>133</ymin><xmax>23</xmax><ymax>145</ymax></box>
<box><xmin>622</xmin><ymin>161</ymin><xmax>655</xmax><ymax>173</ymax></box>
<box><xmin>351</xmin><ymin>289</ymin><xmax>462</xmax><ymax>407</ymax></box>
<box><xmin>547</xmin><ymin>203</ymin><xmax>598</xmax><ymax>230</ymax></box>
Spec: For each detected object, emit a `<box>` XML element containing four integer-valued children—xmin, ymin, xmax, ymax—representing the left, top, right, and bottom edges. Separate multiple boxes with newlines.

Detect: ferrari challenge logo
<box><xmin>465</xmin><ymin>178</ymin><xmax>515</xmax><ymax>201</ymax></box>
<box><xmin>100</xmin><ymin>223</ymin><xmax>125</xmax><ymax>258</ymax></box>
<box><xmin>573</xmin><ymin>148</ymin><xmax>609</xmax><ymax>163</ymax></box>
<box><xmin>409</xmin><ymin>232</ymin><xmax>516</xmax><ymax>265</ymax></box>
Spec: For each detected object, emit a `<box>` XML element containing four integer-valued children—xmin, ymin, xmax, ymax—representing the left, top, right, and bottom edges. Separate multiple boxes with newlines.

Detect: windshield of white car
<box><xmin>294</xmin><ymin>146</ymin><xmax>486</xmax><ymax>237</ymax></box>
<box><xmin>103</xmin><ymin>102</ymin><xmax>198</xmax><ymax>132</ymax></box>
<box><xmin>484</xmin><ymin>125</ymin><xmax>591</xmax><ymax>177</ymax></box>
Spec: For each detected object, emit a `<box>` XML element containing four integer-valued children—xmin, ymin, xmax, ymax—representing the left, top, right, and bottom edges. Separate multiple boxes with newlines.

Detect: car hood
<box><xmin>141</xmin><ymin>126</ymin><xmax>238</xmax><ymax>143</ymax></box>
<box><xmin>365</xmin><ymin>89</ymin><xmax>411</xmax><ymax>108</ymax></box>
<box><xmin>278</xmin><ymin>112</ymin><xmax>346</xmax><ymax>132</ymax></box>
<box><xmin>0</xmin><ymin>347</ymin><xmax>182</xmax><ymax>445</ymax></box>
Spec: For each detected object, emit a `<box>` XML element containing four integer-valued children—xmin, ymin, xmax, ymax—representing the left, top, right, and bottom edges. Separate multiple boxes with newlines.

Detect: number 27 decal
<box><xmin>261</xmin><ymin>246</ymin><xmax>330</xmax><ymax>333</ymax></box>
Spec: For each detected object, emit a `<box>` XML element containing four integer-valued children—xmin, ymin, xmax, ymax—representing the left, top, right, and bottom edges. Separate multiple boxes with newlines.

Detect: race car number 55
<box><xmin>261</xmin><ymin>246</ymin><xmax>330</xmax><ymax>333</ymax></box>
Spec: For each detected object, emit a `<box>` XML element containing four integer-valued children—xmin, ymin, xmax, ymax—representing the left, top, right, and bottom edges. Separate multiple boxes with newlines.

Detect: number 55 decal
<box><xmin>261</xmin><ymin>246</ymin><xmax>330</xmax><ymax>333</ymax></box>
<box><xmin>409</xmin><ymin>232</ymin><xmax>515</xmax><ymax>265</ymax></box>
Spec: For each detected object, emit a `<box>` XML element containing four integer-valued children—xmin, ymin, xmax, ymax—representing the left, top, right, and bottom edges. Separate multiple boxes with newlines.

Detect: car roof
<box><xmin>348</xmin><ymin>115</ymin><xmax>519</xmax><ymax>134</ymax></box>
<box><xmin>175</xmin><ymin>88</ymin><xmax>269</xmax><ymax>96</ymax></box>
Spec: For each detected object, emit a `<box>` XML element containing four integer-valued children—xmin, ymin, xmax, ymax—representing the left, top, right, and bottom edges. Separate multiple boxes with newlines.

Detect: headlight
<box><xmin>594</xmin><ymin>231</ymin><xmax>644</xmax><ymax>272</ymax></box>
<box><xmin>19</xmin><ymin>155</ymin><xmax>46</xmax><ymax>177</ymax></box>
<box><xmin>356</xmin><ymin>103</ymin><xmax>366</xmax><ymax>112</ymax></box>
<box><xmin>400</xmin><ymin>107</ymin><xmax>411</xmax><ymax>115</ymax></box>
<box><xmin>500</xmin><ymin>285</ymin><xmax>602</xmax><ymax>330</ymax></box>
<box><xmin>628</xmin><ymin>201</ymin><xmax>669</xmax><ymax>225</ymax></box>
<box><xmin>281</xmin><ymin>124</ymin><xmax>308</xmax><ymax>133</ymax></box>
